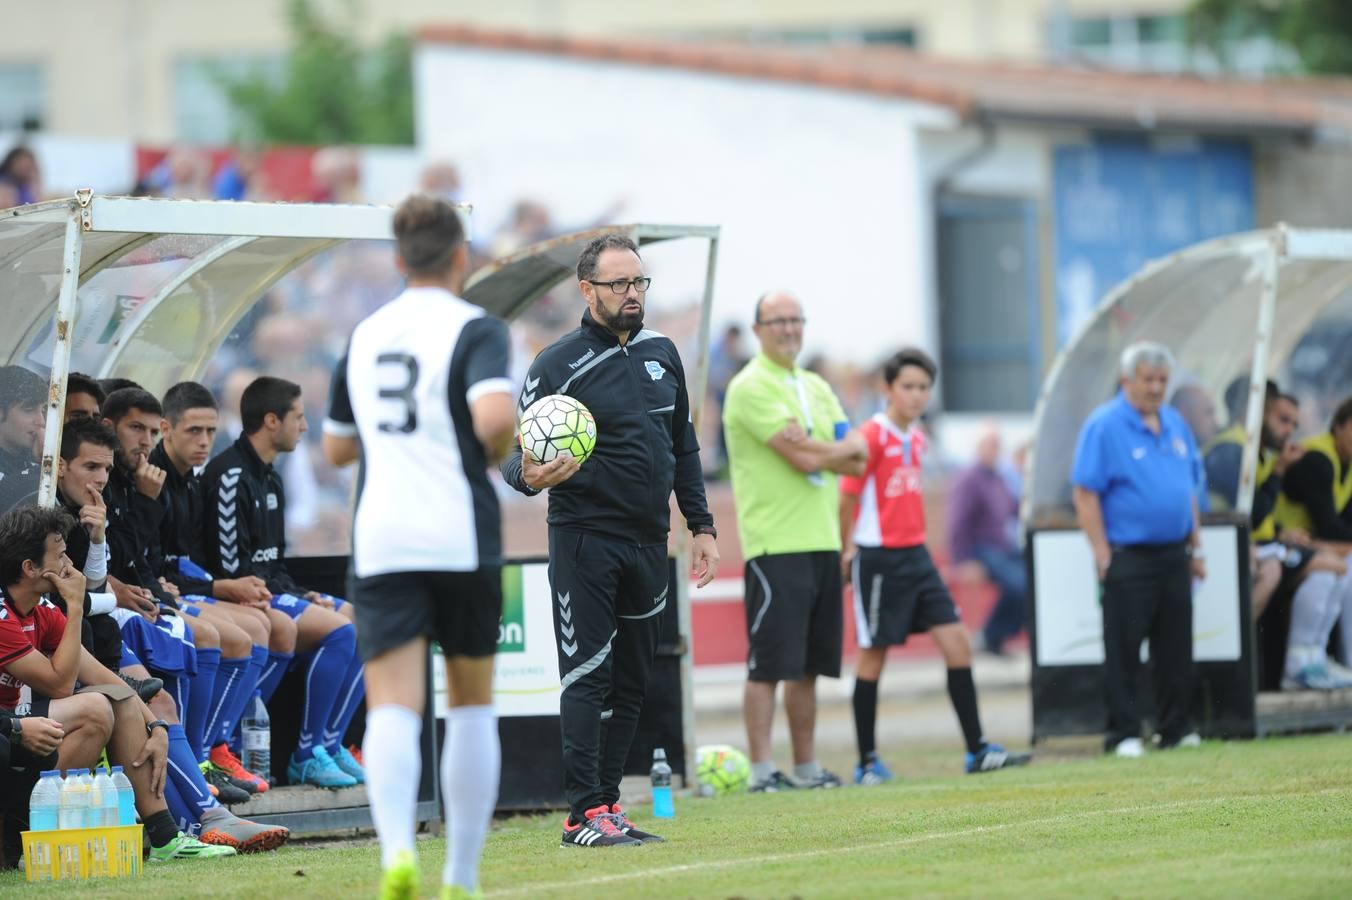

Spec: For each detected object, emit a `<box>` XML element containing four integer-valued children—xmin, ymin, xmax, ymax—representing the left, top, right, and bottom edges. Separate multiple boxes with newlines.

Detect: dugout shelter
<box><xmin>1024</xmin><ymin>226</ymin><xmax>1352</xmax><ymax>743</ymax></box>
<box><xmin>0</xmin><ymin>192</ymin><xmax>720</xmax><ymax>830</ymax></box>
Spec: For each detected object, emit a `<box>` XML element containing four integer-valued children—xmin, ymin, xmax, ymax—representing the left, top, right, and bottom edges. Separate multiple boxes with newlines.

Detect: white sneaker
<box><xmin>1114</xmin><ymin>737</ymin><xmax>1145</xmax><ymax>758</ymax></box>
<box><xmin>1177</xmin><ymin>732</ymin><xmax>1202</xmax><ymax>748</ymax></box>
<box><xmin>1324</xmin><ymin>659</ymin><xmax>1352</xmax><ymax>688</ymax></box>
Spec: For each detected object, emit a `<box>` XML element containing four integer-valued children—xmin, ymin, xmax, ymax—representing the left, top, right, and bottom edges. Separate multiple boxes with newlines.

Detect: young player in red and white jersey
<box><xmin>840</xmin><ymin>348</ymin><xmax>1031</xmax><ymax>782</ymax></box>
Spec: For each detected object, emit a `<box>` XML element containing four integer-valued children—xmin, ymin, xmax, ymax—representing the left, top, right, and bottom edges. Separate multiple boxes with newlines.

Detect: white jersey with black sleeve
<box><xmin>324</xmin><ymin>285</ymin><xmax>512</xmax><ymax>577</ymax></box>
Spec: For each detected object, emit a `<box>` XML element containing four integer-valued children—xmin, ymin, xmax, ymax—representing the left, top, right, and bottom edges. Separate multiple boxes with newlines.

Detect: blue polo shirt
<box><xmin>1071</xmin><ymin>391</ymin><xmax>1201</xmax><ymax>546</ymax></box>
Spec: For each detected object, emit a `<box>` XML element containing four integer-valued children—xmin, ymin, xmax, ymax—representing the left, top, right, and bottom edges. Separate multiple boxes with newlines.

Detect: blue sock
<box><xmin>165</xmin><ymin>723</ymin><xmax>219</xmax><ymax>826</ymax></box>
<box><xmin>294</xmin><ymin>624</ymin><xmax>356</xmax><ymax>761</ymax></box>
<box><xmin>204</xmin><ymin>655</ymin><xmax>250</xmax><ymax>753</ymax></box>
<box><xmin>324</xmin><ymin>653</ymin><xmax>365</xmax><ymax>753</ymax></box>
<box><xmin>213</xmin><ymin>647</ymin><xmax>264</xmax><ymax>748</ymax></box>
<box><xmin>257</xmin><ymin>650</ymin><xmax>295</xmax><ymax>704</ymax></box>
<box><xmin>162</xmin><ymin>778</ymin><xmax>195</xmax><ymax>833</ymax></box>
<box><xmin>186</xmin><ymin>648</ymin><xmax>221</xmax><ymax>761</ymax></box>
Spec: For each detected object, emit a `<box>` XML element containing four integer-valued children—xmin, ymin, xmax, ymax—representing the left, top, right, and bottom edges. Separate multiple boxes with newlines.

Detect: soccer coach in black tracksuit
<box><xmin>502</xmin><ymin>234</ymin><xmax>719</xmax><ymax>846</ymax></box>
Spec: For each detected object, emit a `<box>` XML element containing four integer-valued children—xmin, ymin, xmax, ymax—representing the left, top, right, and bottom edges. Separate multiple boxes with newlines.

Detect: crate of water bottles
<box><xmin>21</xmin><ymin>765</ymin><xmax>143</xmax><ymax>881</ymax></box>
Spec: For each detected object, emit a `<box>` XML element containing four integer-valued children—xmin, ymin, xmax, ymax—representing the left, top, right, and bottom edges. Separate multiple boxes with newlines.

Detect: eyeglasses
<box><xmin>586</xmin><ymin>277</ymin><xmax>652</xmax><ymax>295</ymax></box>
<box><xmin>756</xmin><ymin>317</ymin><xmax>806</xmax><ymax>329</ymax></box>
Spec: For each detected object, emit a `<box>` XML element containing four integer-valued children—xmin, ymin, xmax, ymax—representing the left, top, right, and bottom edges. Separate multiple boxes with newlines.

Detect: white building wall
<box><xmin>416</xmin><ymin>46</ymin><xmax>956</xmax><ymax>363</ymax></box>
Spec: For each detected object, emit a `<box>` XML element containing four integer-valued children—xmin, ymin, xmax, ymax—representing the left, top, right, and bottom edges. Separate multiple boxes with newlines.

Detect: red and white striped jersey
<box><xmin>839</xmin><ymin>414</ymin><xmax>927</xmax><ymax>549</ymax></box>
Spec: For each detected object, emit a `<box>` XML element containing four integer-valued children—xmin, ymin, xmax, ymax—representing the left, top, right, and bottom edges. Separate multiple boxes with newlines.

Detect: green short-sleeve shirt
<box><xmin>722</xmin><ymin>353</ymin><xmax>849</xmax><ymax>557</ymax></box>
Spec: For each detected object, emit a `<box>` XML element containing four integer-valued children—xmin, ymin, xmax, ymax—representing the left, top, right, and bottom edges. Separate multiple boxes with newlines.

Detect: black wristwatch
<box><xmin>692</xmin><ymin>524</ymin><xmax>717</xmax><ymax>539</ymax></box>
<box><xmin>146</xmin><ymin>719</ymin><xmax>170</xmax><ymax>738</ymax></box>
<box><xmin>10</xmin><ymin>716</ymin><xmax>22</xmax><ymax>742</ymax></box>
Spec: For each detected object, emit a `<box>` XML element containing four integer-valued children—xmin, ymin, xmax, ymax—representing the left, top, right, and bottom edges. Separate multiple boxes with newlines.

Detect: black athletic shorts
<box><xmin>743</xmin><ymin>551</ymin><xmax>842</xmax><ymax>682</ymax></box>
<box><xmin>349</xmin><ymin>568</ymin><xmax>502</xmax><ymax>663</ymax></box>
<box><xmin>850</xmin><ymin>545</ymin><xmax>959</xmax><ymax>648</ymax></box>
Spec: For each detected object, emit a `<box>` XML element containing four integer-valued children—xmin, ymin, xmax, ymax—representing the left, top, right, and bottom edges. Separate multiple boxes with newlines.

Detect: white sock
<box><xmin>1288</xmin><ymin>572</ymin><xmax>1337</xmax><ymax>673</ymax></box>
<box><xmin>751</xmin><ymin>760</ymin><xmax>776</xmax><ymax>782</ymax></box>
<box><xmin>364</xmin><ymin>704</ymin><xmax>423</xmax><ymax>870</ymax></box>
<box><xmin>442</xmin><ymin>704</ymin><xmax>499</xmax><ymax>891</ymax></box>
<box><xmin>793</xmin><ymin>761</ymin><xmax>822</xmax><ymax>783</ymax></box>
<box><xmin>1337</xmin><ymin>564</ymin><xmax>1352</xmax><ymax>666</ymax></box>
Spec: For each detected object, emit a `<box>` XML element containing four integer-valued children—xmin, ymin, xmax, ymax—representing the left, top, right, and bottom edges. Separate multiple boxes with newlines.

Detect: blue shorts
<box><xmin>270</xmin><ymin>592</ymin><xmax>346</xmax><ymax>620</ymax></box>
<box><xmin>118</xmin><ymin>613</ymin><xmax>198</xmax><ymax>677</ymax></box>
<box><xmin>119</xmin><ymin>642</ymin><xmax>139</xmax><ymax>669</ymax></box>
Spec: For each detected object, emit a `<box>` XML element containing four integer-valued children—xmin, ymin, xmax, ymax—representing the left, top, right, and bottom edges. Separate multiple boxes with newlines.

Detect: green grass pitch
<box><xmin>4</xmin><ymin>734</ymin><xmax>1349</xmax><ymax>898</ymax></box>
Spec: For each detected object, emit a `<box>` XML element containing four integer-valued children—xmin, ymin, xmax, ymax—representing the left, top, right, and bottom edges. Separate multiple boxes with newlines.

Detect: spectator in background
<box><xmin>0</xmin><ymin>365</ymin><xmax>45</xmax><ymax>515</ymax></box>
<box><xmin>707</xmin><ymin>323</ymin><xmax>749</xmax><ymax>476</ymax></box>
<box><xmin>311</xmin><ymin>146</ymin><xmax>363</xmax><ymax>204</ymax></box>
<box><xmin>0</xmin><ymin>146</ymin><xmax>41</xmax><ymax>205</ymax></box>
<box><xmin>212</xmin><ymin>148</ymin><xmax>263</xmax><ymax>201</ymax></box>
<box><xmin>0</xmin><ymin>180</ymin><xmax>19</xmax><ymax>210</ymax></box>
<box><xmin>1171</xmin><ymin>383</ymin><xmax>1219</xmax><ymax>450</ymax></box>
<box><xmin>150</xmin><ymin>147</ymin><xmax>212</xmax><ymax>200</ymax></box>
<box><xmin>1071</xmin><ymin>341</ymin><xmax>1205</xmax><ymax>758</ymax></box>
<box><xmin>490</xmin><ymin>200</ymin><xmax>553</xmax><ymax>259</ymax></box>
<box><xmin>418</xmin><ymin>160</ymin><xmax>463</xmax><ymax>203</ymax></box>
<box><xmin>948</xmin><ymin>426</ymin><xmax>1026</xmax><ymax>656</ymax></box>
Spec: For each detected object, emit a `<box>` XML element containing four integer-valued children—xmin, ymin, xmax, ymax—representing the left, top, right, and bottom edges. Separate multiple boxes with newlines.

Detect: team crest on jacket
<box><xmin>644</xmin><ymin>360</ymin><xmax>665</xmax><ymax>381</ymax></box>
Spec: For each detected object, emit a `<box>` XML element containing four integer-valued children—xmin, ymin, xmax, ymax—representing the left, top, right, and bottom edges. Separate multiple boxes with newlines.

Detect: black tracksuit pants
<box><xmin>548</xmin><ymin>527</ymin><xmax>667</xmax><ymax>822</ymax></box>
<box><xmin>1101</xmin><ymin>542</ymin><xmax>1195</xmax><ymax>749</ymax></box>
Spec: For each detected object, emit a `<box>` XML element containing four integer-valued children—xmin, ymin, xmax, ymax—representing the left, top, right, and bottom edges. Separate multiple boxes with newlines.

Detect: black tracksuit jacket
<box><xmin>200</xmin><ymin>434</ymin><xmax>307</xmax><ymax>597</ymax></box>
<box><xmin>501</xmin><ymin>310</ymin><xmax>713</xmax><ymax>544</ymax></box>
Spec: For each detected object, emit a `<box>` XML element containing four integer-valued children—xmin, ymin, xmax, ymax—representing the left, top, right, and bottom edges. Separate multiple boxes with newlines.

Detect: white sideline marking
<box><xmin>487</xmin><ymin>788</ymin><xmax>1347</xmax><ymax>896</ymax></box>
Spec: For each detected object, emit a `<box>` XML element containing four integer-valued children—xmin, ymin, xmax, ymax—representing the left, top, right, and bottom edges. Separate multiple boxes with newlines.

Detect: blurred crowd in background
<box><xmin>1</xmin><ymin>141</ymin><xmax>928</xmax><ymax>557</ymax></box>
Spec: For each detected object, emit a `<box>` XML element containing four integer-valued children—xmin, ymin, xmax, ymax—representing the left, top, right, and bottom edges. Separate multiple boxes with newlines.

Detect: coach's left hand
<box><xmin>691</xmin><ymin>533</ymin><xmax>720</xmax><ymax>588</ymax></box>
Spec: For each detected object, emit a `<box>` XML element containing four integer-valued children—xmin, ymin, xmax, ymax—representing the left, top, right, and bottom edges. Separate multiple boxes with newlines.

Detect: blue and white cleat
<box><xmin>288</xmin><ymin>746</ymin><xmax>359</xmax><ymax>789</ymax></box>
<box><xmin>853</xmin><ymin>754</ymin><xmax>895</xmax><ymax>786</ymax></box>
<box><xmin>965</xmin><ymin>743</ymin><xmax>1032</xmax><ymax>774</ymax></box>
<box><xmin>333</xmin><ymin>745</ymin><xmax>366</xmax><ymax>783</ymax></box>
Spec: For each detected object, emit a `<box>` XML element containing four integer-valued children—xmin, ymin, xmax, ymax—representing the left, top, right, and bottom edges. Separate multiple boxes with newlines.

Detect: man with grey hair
<box><xmin>1071</xmin><ymin>341</ymin><xmax>1206</xmax><ymax>758</ymax></box>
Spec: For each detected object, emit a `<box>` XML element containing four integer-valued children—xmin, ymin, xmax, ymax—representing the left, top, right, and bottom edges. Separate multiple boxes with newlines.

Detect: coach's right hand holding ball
<box><xmin>522</xmin><ymin>450</ymin><xmax>581</xmax><ymax>490</ymax></box>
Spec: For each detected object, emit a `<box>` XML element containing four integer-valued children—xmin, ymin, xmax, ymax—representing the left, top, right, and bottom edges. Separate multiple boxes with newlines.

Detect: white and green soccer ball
<box><xmin>695</xmin><ymin>744</ymin><xmax>751</xmax><ymax>797</ymax></box>
<box><xmin>519</xmin><ymin>393</ymin><xmax>597</xmax><ymax>464</ymax></box>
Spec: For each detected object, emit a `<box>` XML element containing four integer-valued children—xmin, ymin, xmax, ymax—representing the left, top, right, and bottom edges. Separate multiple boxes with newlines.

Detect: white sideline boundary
<box><xmin>487</xmin><ymin>787</ymin><xmax>1348</xmax><ymax>896</ymax></box>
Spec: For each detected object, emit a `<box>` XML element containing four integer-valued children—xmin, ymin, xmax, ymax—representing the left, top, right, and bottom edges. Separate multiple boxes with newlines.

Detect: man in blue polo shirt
<box><xmin>1071</xmin><ymin>341</ymin><xmax>1206</xmax><ymax>758</ymax></box>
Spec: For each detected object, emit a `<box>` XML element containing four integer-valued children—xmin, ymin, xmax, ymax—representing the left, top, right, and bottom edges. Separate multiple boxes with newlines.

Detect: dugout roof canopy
<box><xmin>1026</xmin><ymin>226</ymin><xmax>1352</xmax><ymax>528</ymax></box>
<box><xmin>1</xmin><ymin>193</ymin><xmax>719</xmax><ymax>509</ymax></box>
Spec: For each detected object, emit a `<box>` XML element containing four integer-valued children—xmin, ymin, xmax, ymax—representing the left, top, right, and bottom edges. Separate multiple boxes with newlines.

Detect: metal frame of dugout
<box><xmin>1023</xmin><ymin>226</ymin><xmax>1352</xmax><ymax>745</ymax></box>
<box><xmin>0</xmin><ymin>193</ymin><xmax>720</xmax><ymax>832</ymax></box>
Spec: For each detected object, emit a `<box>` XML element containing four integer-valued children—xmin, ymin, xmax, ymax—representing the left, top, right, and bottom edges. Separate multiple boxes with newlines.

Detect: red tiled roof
<box><xmin>418</xmin><ymin>24</ymin><xmax>1352</xmax><ymax>136</ymax></box>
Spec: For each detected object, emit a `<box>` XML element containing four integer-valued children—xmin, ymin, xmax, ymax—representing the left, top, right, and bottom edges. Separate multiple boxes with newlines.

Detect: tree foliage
<box><xmin>216</xmin><ymin>0</ymin><xmax>414</xmax><ymax>145</ymax></box>
<box><xmin>1188</xmin><ymin>0</ymin><xmax>1352</xmax><ymax>74</ymax></box>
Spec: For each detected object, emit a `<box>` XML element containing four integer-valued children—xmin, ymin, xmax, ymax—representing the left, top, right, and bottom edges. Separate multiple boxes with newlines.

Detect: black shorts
<box><xmin>850</xmin><ymin>545</ymin><xmax>959</xmax><ymax>648</ymax></box>
<box><xmin>744</xmin><ymin>551</ymin><xmax>842</xmax><ymax>682</ymax></box>
<box><xmin>349</xmin><ymin>568</ymin><xmax>502</xmax><ymax>663</ymax></box>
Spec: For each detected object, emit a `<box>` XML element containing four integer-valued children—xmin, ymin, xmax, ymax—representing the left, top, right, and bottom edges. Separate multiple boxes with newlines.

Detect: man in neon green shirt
<box><xmin>723</xmin><ymin>290</ymin><xmax>867</xmax><ymax>791</ymax></box>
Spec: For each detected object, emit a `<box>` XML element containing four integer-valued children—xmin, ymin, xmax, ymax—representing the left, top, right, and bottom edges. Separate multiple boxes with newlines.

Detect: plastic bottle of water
<box><xmin>58</xmin><ymin>768</ymin><xmax>88</xmax><ymax>829</ymax></box>
<box><xmin>28</xmin><ymin>771</ymin><xmax>62</xmax><ymax>832</ymax></box>
<box><xmin>93</xmin><ymin>768</ymin><xmax>118</xmax><ymax>826</ymax></box>
<box><xmin>80</xmin><ymin>769</ymin><xmax>100</xmax><ymax>825</ymax></box>
<box><xmin>110</xmin><ymin>766</ymin><xmax>136</xmax><ymax>826</ymax></box>
<box><xmin>240</xmin><ymin>693</ymin><xmax>271</xmax><ymax>782</ymax></box>
<box><xmin>650</xmin><ymin>748</ymin><xmax>674</xmax><ymax>819</ymax></box>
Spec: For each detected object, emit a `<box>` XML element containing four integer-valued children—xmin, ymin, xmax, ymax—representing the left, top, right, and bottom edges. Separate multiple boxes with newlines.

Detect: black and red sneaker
<box><xmin>610</xmin><ymin>803</ymin><xmax>665</xmax><ymax>843</ymax></box>
<box><xmin>560</xmin><ymin>804</ymin><xmax>642</xmax><ymax>848</ymax></box>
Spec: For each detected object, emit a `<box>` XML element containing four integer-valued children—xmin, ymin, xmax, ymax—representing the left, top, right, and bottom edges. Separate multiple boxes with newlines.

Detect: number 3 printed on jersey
<box><xmin>377</xmin><ymin>352</ymin><xmax>419</xmax><ymax>433</ymax></box>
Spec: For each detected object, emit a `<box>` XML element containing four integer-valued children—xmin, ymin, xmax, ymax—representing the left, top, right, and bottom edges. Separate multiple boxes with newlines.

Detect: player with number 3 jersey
<box><xmin>322</xmin><ymin>194</ymin><xmax>516</xmax><ymax>900</ymax></box>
